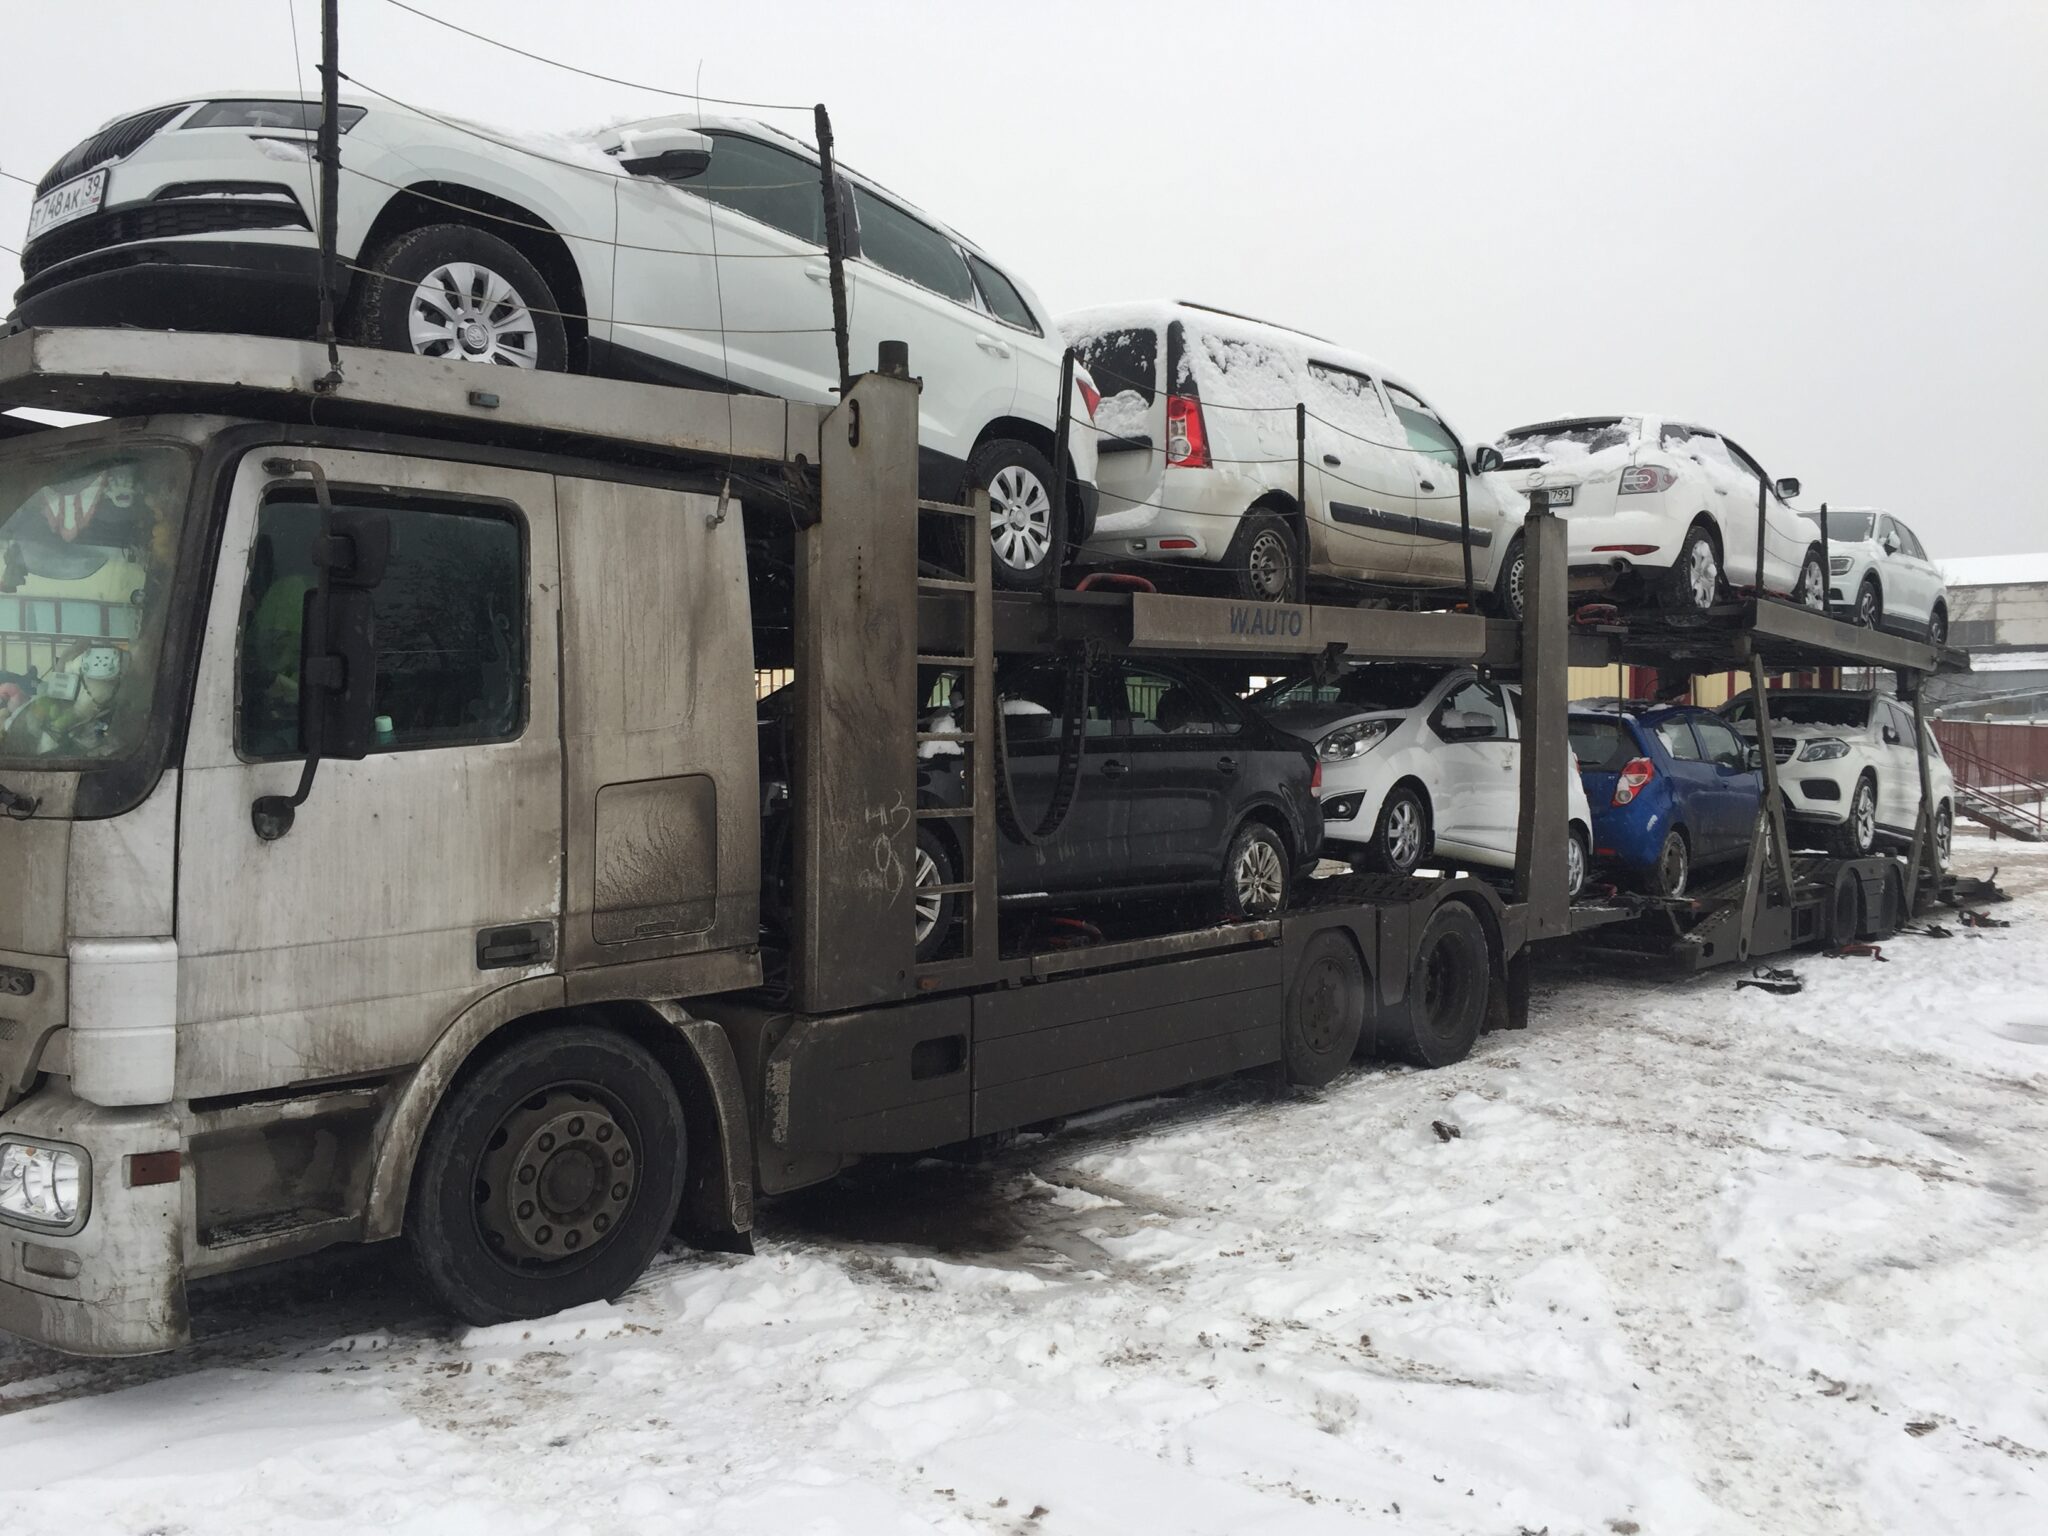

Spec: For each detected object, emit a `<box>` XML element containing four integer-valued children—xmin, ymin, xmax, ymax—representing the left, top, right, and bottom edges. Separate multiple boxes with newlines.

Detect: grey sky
<box><xmin>3</xmin><ymin>0</ymin><xmax>2041</xmax><ymax>557</ymax></box>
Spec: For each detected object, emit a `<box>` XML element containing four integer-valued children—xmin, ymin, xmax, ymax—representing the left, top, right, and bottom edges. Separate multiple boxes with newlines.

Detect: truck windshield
<box><xmin>0</xmin><ymin>440</ymin><xmax>192</xmax><ymax>765</ymax></box>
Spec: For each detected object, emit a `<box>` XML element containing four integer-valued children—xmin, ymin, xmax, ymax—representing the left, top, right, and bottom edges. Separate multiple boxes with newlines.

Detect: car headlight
<box><xmin>182</xmin><ymin>100</ymin><xmax>367</xmax><ymax>133</ymax></box>
<box><xmin>1828</xmin><ymin>555</ymin><xmax>1852</xmax><ymax>575</ymax></box>
<box><xmin>1798</xmin><ymin>737</ymin><xmax>1851</xmax><ymax>761</ymax></box>
<box><xmin>0</xmin><ymin>1139</ymin><xmax>88</xmax><ymax>1231</ymax></box>
<box><xmin>1318</xmin><ymin>719</ymin><xmax>1394</xmax><ymax>762</ymax></box>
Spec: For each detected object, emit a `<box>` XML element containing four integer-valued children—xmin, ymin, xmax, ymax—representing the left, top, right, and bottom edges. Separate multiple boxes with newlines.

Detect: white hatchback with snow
<box><xmin>11</xmin><ymin>93</ymin><xmax>1098</xmax><ymax>589</ymax></box>
<box><xmin>1722</xmin><ymin>689</ymin><xmax>1955</xmax><ymax>865</ymax></box>
<box><xmin>1063</xmin><ymin>303</ymin><xmax>1527</xmax><ymax>610</ymax></box>
<box><xmin>1484</xmin><ymin>415</ymin><xmax>1826</xmax><ymax>613</ymax></box>
<box><xmin>1249</xmin><ymin>665</ymin><xmax>1594</xmax><ymax>895</ymax></box>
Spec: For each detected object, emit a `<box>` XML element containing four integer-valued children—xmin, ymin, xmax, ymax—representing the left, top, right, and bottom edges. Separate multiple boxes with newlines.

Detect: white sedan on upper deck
<box><xmin>10</xmin><ymin>92</ymin><xmax>1098</xmax><ymax>588</ymax></box>
<box><xmin>1482</xmin><ymin>414</ymin><xmax>1826</xmax><ymax>613</ymax></box>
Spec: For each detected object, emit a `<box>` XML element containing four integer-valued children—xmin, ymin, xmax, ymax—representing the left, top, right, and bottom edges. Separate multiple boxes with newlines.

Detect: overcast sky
<box><xmin>3</xmin><ymin>0</ymin><xmax>2041</xmax><ymax>557</ymax></box>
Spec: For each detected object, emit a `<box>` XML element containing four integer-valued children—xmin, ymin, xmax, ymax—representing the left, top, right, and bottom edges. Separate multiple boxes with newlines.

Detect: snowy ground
<box><xmin>6</xmin><ymin>832</ymin><xmax>2047</xmax><ymax>1536</ymax></box>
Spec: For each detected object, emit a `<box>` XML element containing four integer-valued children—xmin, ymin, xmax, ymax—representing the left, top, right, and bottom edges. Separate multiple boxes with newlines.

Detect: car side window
<box><xmin>1307</xmin><ymin>361</ymin><xmax>1395</xmax><ymax>444</ymax></box>
<box><xmin>1431</xmin><ymin>680</ymin><xmax>1507</xmax><ymax>742</ymax></box>
<box><xmin>1691</xmin><ymin>717</ymin><xmax>1748</xmax><ymax>770</ymax></box>
<box><xmin>966</xmin><ymin>253</ymin><xmax>1039</xmax><ymax>334</ymax></box>
<box><xmin>1654</xmin><ymin>717</ymin><xmax>1703</xmax><ymax>762</ymax></box>
<box><xmin>1383</xmin><ymin>383</ymin><xmax>1461</xmax><ymax>466</ymax></box>
<box><xmin>1885</xmin><ymin>700</ymin><xmax>1916</xmax><ymax>746</ymax></box>
<box><xmin>239</xmin><ymin>495</ymin><xmax>525</xmax><ymax>759</ymax></box>
<box><xmin>1000</xmin><ymin>661</ymin><xmax>1115</xmax><ymax>742</ymax></box>
<box><xmin>851</xmin><ymin>186</ymin><xmax>974</xmax><ymax>303</ymax></box>
<box><xmin>1120</xmin><ymin>668</ymin><xmax>1241</xmax><ymax>736</ymax></box>
<box><xmin>1896</xmin><ymin>522</ymin><xmax>1928</xmax><ymax>560</ymax></box>
<box><xmin>694</xmin><ymin>133</ymin><xmax>824</xmax><ymax>245</ymax></box>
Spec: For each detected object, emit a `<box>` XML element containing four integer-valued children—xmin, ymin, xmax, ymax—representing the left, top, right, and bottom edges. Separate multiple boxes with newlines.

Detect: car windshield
<box><xmin>1569</xmin><ymin>716</ymin><xmax>1636</xmax><ymax>771</ymax></box>
<box><xmin>0</xmin><ymin>439</ymin><xmax>192</xmax><ymax>766</ymax></box>
<box><xmin>1724</xmin><ymin>694</ymin><xmax>1871</xmax><ymax>729</ymax></box>
<box><xmin>1252</xmin><ymin>665</ymin><xmax>1440</xmax><ymax>713</ymax></box>
<box><xmin>1804</xmin><ymin>510</ymin><xmax>1876</xmax><ymax>542</ymax></box>
<box><xmin>1494</xmin><ymin>418</ymin><xmax>1635</xmax><ymax>467</ymax></box>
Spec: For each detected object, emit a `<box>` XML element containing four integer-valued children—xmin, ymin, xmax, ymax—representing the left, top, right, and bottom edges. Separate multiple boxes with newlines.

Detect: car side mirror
<box><xmin>1881</xmin><ymin>725</ymin><xmax>1900</xmax><ymax>745</ymax></box>
<box><xmin>1882</xmin><ymin>533</ymin><xmax>1900</xmax><ymax>554</ymax></box>
<box><xmin>1745</xmin><ymin>745</ymin><xmax>1764</xmax><ymax>770</ymax></box>
<box><xmin>616</xmin><ymin>126</ymin><xmax>713</xmax><ymax>180</ymax></box>
<box><xmin>1774</xmin><ymin>476</ymin><xmax>1801</xmax><ymax>501</ymax></box>
<box><xmin>1472</xmin><ymin>444</ymin><xmax>1504</xmax><ymax>474</ymax></box>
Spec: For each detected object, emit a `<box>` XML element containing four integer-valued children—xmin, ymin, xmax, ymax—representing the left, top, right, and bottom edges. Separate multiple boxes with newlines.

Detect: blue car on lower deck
<box><xmin>1568</xmin><ymin>702</ymin><xmax>1763</xmax><ymax>897</ymax></box>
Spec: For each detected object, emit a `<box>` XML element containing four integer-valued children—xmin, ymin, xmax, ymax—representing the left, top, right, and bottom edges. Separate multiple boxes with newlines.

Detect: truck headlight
<box><xmin>0</xmin><ymin>1139</ymin><xmax>89</xmax><ymax>1231</ymax></box>
<box><xmin>1318</xmin><ymin>719</ymin><xmax>1394</xmax><ymax>762</ymax></box>
<box><xmin>1798</xmin><ymin>738</ymin><xmax>1850</xmax><ymax>761</ymax></box>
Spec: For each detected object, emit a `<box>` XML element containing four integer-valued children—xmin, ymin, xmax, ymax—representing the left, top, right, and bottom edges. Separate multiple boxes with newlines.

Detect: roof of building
<box><xmin>1940</xmin><ymin>553</ymin><xmax>2048</xmax><ymax>588</ymax></box>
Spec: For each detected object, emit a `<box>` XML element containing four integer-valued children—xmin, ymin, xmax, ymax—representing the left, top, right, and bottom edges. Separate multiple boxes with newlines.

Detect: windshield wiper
<box><xmin>0</xmin><ymin>781</ymin><xmax>40</xmax><ymax>820</ymax></box>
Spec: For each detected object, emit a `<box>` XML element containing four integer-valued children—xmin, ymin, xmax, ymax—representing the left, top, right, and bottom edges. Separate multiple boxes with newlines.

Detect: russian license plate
<box><xmin>26</xmin><ymin>168</ymin><xmax>107</xmax><ymax>241</ymax></box>
<box><xmin>1542</xmin><ymin>484</ymin><xmax>1576</xmax><ymax>506</ymax></box>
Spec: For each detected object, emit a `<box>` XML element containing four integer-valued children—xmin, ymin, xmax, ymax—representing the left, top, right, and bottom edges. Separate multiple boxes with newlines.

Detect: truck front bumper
<box><xmin>0</xmin><ymin>1084</ymin><xmax>187</xmax><ymax>1356</ymax></box>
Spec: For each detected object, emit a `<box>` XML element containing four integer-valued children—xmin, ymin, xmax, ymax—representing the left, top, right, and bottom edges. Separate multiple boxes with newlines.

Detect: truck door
<box><xmin>175</xmin><ymin>450</ymin><xmax>563</xmax><ymax>1096</ymax></box>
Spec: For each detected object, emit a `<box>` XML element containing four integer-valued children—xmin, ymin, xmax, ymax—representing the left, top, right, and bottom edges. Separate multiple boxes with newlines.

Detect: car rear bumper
<box><xmin>13</xmin><ymin>235</ymin><xmax>325</xmax><ymax>336</ymax></box>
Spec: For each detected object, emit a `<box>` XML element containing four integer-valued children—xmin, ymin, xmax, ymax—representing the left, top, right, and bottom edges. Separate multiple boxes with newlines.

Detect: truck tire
<box><xmin>1283</xmin><ymin>929</ymin><xmax>1366</xmax><ymax>1087</ymax></box>
<box><xmin>1826</xmin><ymin>774</ymin><xmax>1877</xmax><ymax>857</ymax></box>
<box><xmin>349</xmin><ymin>222</ymin><xmax>568</xmax><ymax>371</ymax></box>
<box><xmin>408</xmin><ymin>1027</ymin><xmax>686</xmax><ymax>1326</ymax></box>
<box><xmin>1381</xmin><ymin>901</ymin><xmax>1488</xmax><ymax>1068</ymax></box>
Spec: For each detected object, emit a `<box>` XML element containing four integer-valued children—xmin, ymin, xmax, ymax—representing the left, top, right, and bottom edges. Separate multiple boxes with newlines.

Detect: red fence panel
<box><xmin>1934</xmin><ymin>720</ymin><xmax>2048</xmax><ymax>786</ymax></box>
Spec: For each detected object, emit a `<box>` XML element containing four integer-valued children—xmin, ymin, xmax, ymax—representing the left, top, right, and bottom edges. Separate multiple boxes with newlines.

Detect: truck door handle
<box><xmin>805</xmin><ymin>264</ymin><xmax>831</xmax><ymax>282</ymax></box>
<box><xmin>975</xmin><ymin>333</ymin><xmax>1012</xmax><ymax>358</ymax></box>
<box><xmin>1323</xmin><ymin>453</ymin><xmax>1341</xmax><ymax>467</ymax></box>
<box><xmin>1100</xmin><ymin>759</ymin><xmax>1129</xmax><ymax>777</ymax></box>
<box><xmin>476</xmin><ymin>921</ymin><xmax>555</xmax><ymax>971</ymax></box>
<box><xmin>1217</xmin><ymin>756</ymin><xmax>1238</xmax><ymax>775</ymax></box>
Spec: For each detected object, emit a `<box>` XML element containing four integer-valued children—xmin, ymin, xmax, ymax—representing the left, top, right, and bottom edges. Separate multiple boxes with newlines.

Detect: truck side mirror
<box><xmin>1774</xmin><ymin>476</ymin><xmax>1801</xmax><ymax>500</ymax></box>
<box><xmin>617</xmin><ymin>127</ymin><xmax>713</xmax><ymax>181</ymax></box>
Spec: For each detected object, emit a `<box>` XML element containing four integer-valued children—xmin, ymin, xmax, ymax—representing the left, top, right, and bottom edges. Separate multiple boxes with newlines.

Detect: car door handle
<box><xmin>1217</xmin><ymin>756</ymin><xmax>1238</xmax><ymax>775</ymax></box>
<box><xmin>1323</xmin><ymin>453</ymin><xmax>1342</xmax><ymax>467</ymax></box>
<box><xmin>1419</xmin><ymin>479</ymin><xmax>1436</xmax><ymax>492</ymax></box>
<box><xmin>1100</xmin><ymin>759</ymin><xmax>1129</xmax><ymax>777</ymax></box>
<box><xmin>805</xmin><ymin>264</ymin><xmax>831</xmax><ymax>282</ymax></box>
<box><xmin>975</xmin><ymin>333</ymin><xmax>1012</xmax><ymax>358</ymax></box>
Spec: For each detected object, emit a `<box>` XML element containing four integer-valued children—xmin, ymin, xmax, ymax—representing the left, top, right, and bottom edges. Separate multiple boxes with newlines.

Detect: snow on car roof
<box><xmin>1940</xmin><ymin>553</ymin><xmax>2048</xmax><ymax>588</ymax></box>
<box><xmin>1058</xmin><ymin>301</ymin><xmax>1424</xmax><ymax>405</ymax></box>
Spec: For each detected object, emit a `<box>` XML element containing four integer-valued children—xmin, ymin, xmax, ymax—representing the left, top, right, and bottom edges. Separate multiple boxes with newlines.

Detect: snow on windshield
<box><xmin>1495</xmin><ymin>419</ymin><xmax>1638</xmax><ymax>467</ymax></box>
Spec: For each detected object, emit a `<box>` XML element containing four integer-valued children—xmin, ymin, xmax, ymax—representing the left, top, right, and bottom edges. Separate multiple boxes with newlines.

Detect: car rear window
<box><xmin>1569</xmin><ymin>717</ymin><xmax>1635</xmax><ymax>771</ymax></box>
<box><xmin>1074</xmin><ymin>326</ymin><xmax>1160</xmax><ymax>407</ymax></box>
<box><xmin>1496</xmin><ymin>419</ymin><xmax>1633</xmax><ymax>467</ymax></box>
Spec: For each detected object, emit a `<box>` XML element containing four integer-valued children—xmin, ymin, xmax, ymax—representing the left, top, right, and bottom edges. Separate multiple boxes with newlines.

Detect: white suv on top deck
<box><xmin>10</xmin><ymin>92</ymin><xmax>1098</xmax><ymax>589</ymax></box>
<box><xmin>1804</xmin><ymin>508</ymin><xmax>1951</xmax><ymax>645</ymax></box>
<box><xmin>1722</xmin><ymin>689</ymin><xmax>1954</xmax><ymax>866</ymax></box>
<box><xmin>1483</xmin><ymin>415</ymin><xmax>1826</xmax><ymax>613</ymax></box>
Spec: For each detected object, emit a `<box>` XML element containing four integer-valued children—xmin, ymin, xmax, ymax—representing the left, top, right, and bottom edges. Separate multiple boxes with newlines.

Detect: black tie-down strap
<box><xmin>1736</xmin><ymin>965</ymin><xmax>1803</xmax><ymax>995</ymax></box>
<box><xmin>993</xmin><ymin>648</ymin><xmax>1093</xmax><ymax>848</ymax></box>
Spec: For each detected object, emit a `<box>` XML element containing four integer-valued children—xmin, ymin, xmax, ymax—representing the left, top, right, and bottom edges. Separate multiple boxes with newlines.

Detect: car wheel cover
<box><xmin>1506</xmin><ymin>551</ymin><xmax>1526</xmax><ymax>616</ymax></box>
<box><xmin>913</xmin><ymin>844</ymin><xmax>943</xmax><ymax>943</ymax></box>
<box><xmin>1800</xmin><ymin>557</ymin><xmax>1826</xmax><ymax>610</ymax></box>
<box><xmin>1853</xmin><ymin>782</ymin><xmax>1875</xmax><ymax>851</ymax></box>
<box><xmin>1246</xmin><ymin>529</ymin><xmax>1292</xmax><ymax>599</ymax></box>
<box><xmin>989</xmin><ymin>465</ymin><xmax>1053</xmax><ymax>571</ymax></box>
<box><xmin>1386</xmin><ymin>798</ymin><xmax>1423</xmax><ymax>870</ymax></box>
<box><xmin>1686</xmin><ymin>538</ymin><xmax>1718</xmax><ymax>607</ymax></box>
<box><xmin>1660</xmin><ymin>834</ymin><xmax>1688</xmax><ymax>897</ymax></box>
<box><xmin>1235</xmin><ymin>836</ymin><xmax>1286</xmax><ymax>912</ymax></box>
<box><xmin>472</xmin><ymin>1081</ymin><xmax>638</xmax><ymax>1272</ymax></box>
<box><xmin>408</xmin><ymin>261</ymin><xmax>541</xmax><ymax>368</ymax></box>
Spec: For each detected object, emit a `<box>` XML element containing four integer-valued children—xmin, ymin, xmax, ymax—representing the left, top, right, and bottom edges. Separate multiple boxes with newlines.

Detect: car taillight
<box><xmin>1619</xmin><ymin>465</ymin><xmax>1677</xmax><ymax>495</ymax></box>
<box><xmin>1166</xmin><ymin>394</ymin><xmax>1210</xmax><ymax>468</ymax></box>
<box><xmin>1078</xmin><ymin>375</ymin><xmax>1101</xmax><ymax>419</ymax></box>
<box><xmin>1310</xmin><ymin>760</ymin><xmax>1323</xmax><ymax>797</ymax></box>
<box><xmin>1612</xmin><ymin>756</ymin><xmax>1655</xmax><ymax>806</ymax></box>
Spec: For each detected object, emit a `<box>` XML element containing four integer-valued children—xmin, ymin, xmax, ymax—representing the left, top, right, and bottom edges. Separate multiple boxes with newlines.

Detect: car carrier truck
<box><xmin>0</xmin><ymin>328</ymin><xmax>1965</xmax><ymax>1357</ymax></box>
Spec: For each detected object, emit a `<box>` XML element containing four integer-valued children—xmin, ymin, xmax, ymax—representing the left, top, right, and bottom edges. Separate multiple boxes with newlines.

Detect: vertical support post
<box><xmin>314</xmin><ymin>0</ymin><xmax>342</xmax><ymax>381</ymax></box>
<box><xmin>1046</xmin><ymin>347</ymin><xmax>1075</xmax><ymax>595</ymax></box>
<box><xmin>1736</xmin><ymin>650</ymin><xmax>1798</xmax><ymax>958</ymax></box>
<box><xmin>814</xmin><ymin>104</ymin><xmax>852</xmax><ymax>397</ymax></box>
<box><xmin>1295</xmin><ymin>402</ymin><xmax>1308</xmax><ymax>542</ymax></box>
<box><xmin>1819</xmin><ymin>502</ymin><xmax>1831</xmax><ymax>616</ymax></box>
<box><xmin>1753</xmin><ymin>475</ymin><xmax>1769</xmax><ymax>601</ymax></box>
<box><xmin>1904</xmin><ymin>674</ymin><xmax>1937</xmax><ymax>912</ymax></box>
<box><xmin>1514</xmin><ymin>504</ymin><xmax>1570</xmax><ymax>939</ymax></box>
<box><xmin>1457</xmin><ymin>459</ymin><xmax>1476</xmax><ymax>612</ymax></box>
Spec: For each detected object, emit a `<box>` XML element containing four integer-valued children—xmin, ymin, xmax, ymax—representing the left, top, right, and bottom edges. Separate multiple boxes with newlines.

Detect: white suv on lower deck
<box><xmin>1722</xmin><ymin>689</ymin><xmax>1954</xmax><ymax>865</ymax></box>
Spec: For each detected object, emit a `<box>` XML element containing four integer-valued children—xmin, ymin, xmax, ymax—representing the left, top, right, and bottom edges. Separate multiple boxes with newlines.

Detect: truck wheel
<box><xmin>1225</xmin><ymin>510</ymin><xmax>1302</xmax><ymax>602</ymax></box>
<box><xmin>1358</xmin><ymin>785</ymin><xmax>1428</xmax><ymax>876</ymax></box>
<box><xmin>349</xmin><ymin>222</ymin><xmax>568</xmax><ymax>370</ymax></box>
<box><xmin>1222</xmin><ymin>820</ymin><xmax>1291</xmax><ymax>919</ymax></box>
<box><xmin>1663</xmin><ymin>523</ymin><xmax>1721</xmax><ymax>611</ymax></box>
<box><xmin>913</xmin><ymin>825</ymin><xmax>958</xmax><ymax>962</ymax></box>
<box><xmin>408</xmin><ymin>1027</ymin><xmax>686</xmax><ymax>1326</ymax></box>
<box><xmin>1825</xmin><ymin>775</ymin><xmax>1877</xmax><ymax>857</ymax></box>
<box><xmin>1382</xmin><ymin>901</ymin><xmax>1488</xmax><ymax>1068</ymax></box>
<box><xmin>969</xmin><ymin>439</ymin><xmax>1060</xmax><ymax>592</ymax></box>
<box><xmin>1283</xmin><ymin>929</ymin><xmax>1366</xmax><ymax>1087</ymax></box>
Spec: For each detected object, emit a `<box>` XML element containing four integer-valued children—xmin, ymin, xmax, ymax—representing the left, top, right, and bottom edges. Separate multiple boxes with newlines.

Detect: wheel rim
<box><xmin>1385</xmin><ymin>798</ymin><xmax>1423</xmax><ymax>871</ymax></box>
<box><xmin>1801</xmin><ymin>558</ymin><xmax>1826</xmax><ymax>610</ymax></box>
<box><xmin>989</xmin><ymin>465</ymin><xmax>1053</xmax><ymax>572</ymax></box>
<box><xmin>1854</xmin><ymin>783</ymin><xmax>1875</xmax><ymax>851</ymax></box>
<box><xmin>1858</xmin><ymin>583</ymin><xmax>1880</xmax><ymax>627</ymax></box>
<box><xmin>1506</xmin><ymin>552</ymin><xmax>1526</xmax><ymax>617</ymax></box>
<box><xmin>1566</xmin><ymin>833</ymin><xmax>1585</xmax><ymax>898</ymax></box>
<box><xmin>1930</xmin><ymin>610</ymin><xmax>1947</xmax><ymax>646</ymax></box>
<box><xmin>473</xmin><ymin>1082</ymin><xmax>638</xmax><ymax>1272</ymax></box>
<box><xmin>1246</xmin><ymin>529</ymin><xmax>1292</xmax><ymax>599</ymax></box>
<box><xmin>1421</xmin><ymin>935</ymin><xmax>1468</xmax><ymax>1035</ymax></box>
<box><xmin>1661</xmin><ymin>835</ymin><xmax>1689</xmax><ymax>897</ymax></box>
<box><xmin>408</xmin><ymin>261</ymin><xmax>541</xmax><ymax>367</ymax></box>
<box><xmin>913</xmin><ymin>844</ymin><xmax>943</xmax><ymax>944</ymax></box>
<box><xmin>1686</xmin><ymin>538</ymin><xmax>1718</xmax><ymax>608</ymax></box>
<box><xmin>1936</xmin><ymin>807</ymin><xmax>1952</xmax><ymax>867</ymax></box>
<box><xmin>1235</xmin><ymin>836</ymin><xmax>1286</xmax><ymax>913</ymax></box>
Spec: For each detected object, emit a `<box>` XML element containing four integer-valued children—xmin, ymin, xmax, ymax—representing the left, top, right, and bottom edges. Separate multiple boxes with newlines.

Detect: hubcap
<box><xmin>1687</xmin><ymin>539</ymin><xmax>1718</xmax><ymax>608</ymax></box>
<box><xmin>1385</xmin><ymin>798</ymin><xmax>1424</xmax><ymax>871</ymax></box>
<box><xmin>1506</xmin><ymin>553</ymin><xmax>1526</xmax><ymax>617</ymax></box>
<box><xmin>475</xmin><ymin>1084</ymin><xmax>637</xmax><ymax>1268</ymax></box>
<box><xmin>1801</xmin><ymin>558</ymin><xmax>1826</xmax><ymax>610</ymax></box>
<box><xmin>913</xmin><ymin>844</ymin><xmax>943</xmax><ymax>944</ymax></box>
<box><xmin>408</xmin><ymin>261</ymin><xmax>541</xmax><ymax>367</ymax></box>
<box><xmin>1662</xmin><ymin>836</ymin><xmax>1689</xmax><ymax>897</ymax></box>
<box><xmin>1235</xmin><ymin>837</ymin><xmax>1286</xmax><ymax>913</ymax></box>
<box><xmin>989</xmin><ymin>465</ymin><xmax>1053</xmax><ymax>572</ymax></box>
<box><xmin>1566</xmin><ymin>833</ymin><xmax>1585</xmax><ymax>898</ymax></box>
<box><xmin>1246</xmin><ymin>530</ymin><xmax>1292</xmax><ymax>599</ymax></box>
<box><xmin>1854</xmin><ymin>783</ymin><xmax>1875</xmax><ymax>850</ymax></box>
